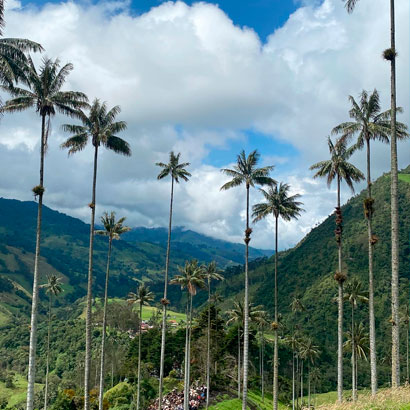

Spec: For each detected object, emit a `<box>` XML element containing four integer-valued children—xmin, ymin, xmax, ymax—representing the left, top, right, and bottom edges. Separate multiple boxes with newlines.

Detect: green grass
<box><xmin>399</xmin><ymin>174</ymin><xmax>410</xmax><ymax>183</ymax></box>
<box><xmin>0</xmin><ymin>373</ymin><xmax>43</xmax><ymax>409</ymax></box>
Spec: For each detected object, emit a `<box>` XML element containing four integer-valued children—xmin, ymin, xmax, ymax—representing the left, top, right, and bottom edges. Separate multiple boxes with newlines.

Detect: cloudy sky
<box><xmin>0</xmin><ymin>0</ymin><xmax>409</xmax><ymax>250</ymax></box>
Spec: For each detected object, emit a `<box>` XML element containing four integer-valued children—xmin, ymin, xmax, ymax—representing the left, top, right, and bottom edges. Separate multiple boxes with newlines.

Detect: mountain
<box><xmin>0</xmin><ymin>197</ymin><xmax>271</xmax><ymax>323</ymax></box>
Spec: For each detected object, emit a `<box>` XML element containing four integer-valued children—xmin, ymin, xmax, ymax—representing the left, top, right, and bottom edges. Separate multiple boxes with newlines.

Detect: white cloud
<box><xmin>0</xmin><ymin>0</ymin><xmax>408</xmax><ymax>250</ymax></box>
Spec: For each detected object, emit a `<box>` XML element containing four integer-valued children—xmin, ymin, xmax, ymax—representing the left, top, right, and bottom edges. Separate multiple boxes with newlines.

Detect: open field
<box><xmin>399</xmin><ymin>174</ymin><xmax>410</xmax><ymax>183</ymax></box>
<box><xmin>0</xmin><ymin>373</ymin><xmax>43</xmax><ymax>409</ymax></box>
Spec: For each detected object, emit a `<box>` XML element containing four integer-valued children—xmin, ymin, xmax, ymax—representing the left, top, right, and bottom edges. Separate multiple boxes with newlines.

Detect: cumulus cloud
<box><xmin>0</xmin><ymin>0</ymin><xmax>408</xmax><ymax>250</ymax></box>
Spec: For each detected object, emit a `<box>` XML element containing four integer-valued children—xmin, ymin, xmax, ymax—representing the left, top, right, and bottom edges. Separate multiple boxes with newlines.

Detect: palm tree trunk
<box><xmin>206</xmin><ymin>279</ymin><xmax>211</xmax><ymax>409</ymax></box>
<box><xmin>184</xmin><ymin>295</ymin><xmax>190</xmax><ymax>410</ymax></box>
<box><xmin>389</xmin><ymin>0</ymin><xmax>400</xmax><ymax>388</ymax></box>
<box><xmin>44</xmin><ymin>293</ymin><xmax>52</xmax><ymax>410</ymax></box>
<box><xmin>407</xmin><ymin>317</ymin><xmax>409</xmax><ymax>383</ymax></box>
<box><xmin>296</xmin><ymin>355</ymin><xmax>299</xmax><ymax>409</ymax></box>
<box><xmin>292</xmin><ymin>350</ymin><xmax>295</xmax><ymax>410</ymax></box>
<box><xmin>273</xmin><ymin>215</ymin><xmax>279</xmax><ymax>410</ymax></box>
<box><xmin>366</xmin><ymin>137</ymin><xmax>377</xmax><ymax>396</ymax></box>
<box><xmin>351</xmin><ymin>304</ymin><xmax>356</xmax><ymax>401</ymax></box>
<box><xmin>238</xmin><ymin>326</ymin><xmax>241</xmax><ymax>399</ymax></box>
<box><xmin>337</xmin><ymin>175</ymin><xmax>344</xmax><ymax>403</ymax></box>
<box><xmin>187</xmin><ymin>294</ymin><xmax>193</xmax><ymax>399</ymax></box>
<box><xmin>26</xmin><ymin>113</ymin><xmax>46</xmax><ymax>410</ymax></box>
<box><xmin>98</xmin><ymin>237</ymin><xmax>113</xmax><ymax>410</ymax></box>
<box><xmin>137</xmin><ymin>302</ymin><xmax>143</xmax><ymax>410</ymax></box>
<box><xmin>308</xmin><ymin>362</ymin><xmax>311</xmax><ymax>409</ymax></box>
<box><xmin>301</xmin><ymin>360</ymin><xmax>304</xmax><ymax>405</ymax></box>
<box><xmin>159</xmin><ymin>176</ymin><xmax>174</xmax><ymax>409</ymax></box>
<box><xmin>241</xmin><ymin>184</ymin><xmax>250</xmax><ymax>410</ymax></box>
<box><xmin>261</xmin><ymin>330</ymin><xmax>264</xmax><ymax>402</ymax></box>
<box><xmin>84</xmin><ymin>144</ymin><xmax>99</xmax><ymax>410</ymax></box>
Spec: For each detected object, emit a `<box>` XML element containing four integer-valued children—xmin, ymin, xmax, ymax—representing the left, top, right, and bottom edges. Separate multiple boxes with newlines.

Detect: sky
<box><xmin>0</xmin><ymin>0</ymin><xmax>409</xmax><ymax>250</ymax></box>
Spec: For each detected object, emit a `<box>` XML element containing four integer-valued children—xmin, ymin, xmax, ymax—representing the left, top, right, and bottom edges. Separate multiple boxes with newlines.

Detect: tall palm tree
<box><xmin>41</xmin><ymin>275</ymin><xmax>63</xmax><ymax>410</ymax></box>
<box><xmin>299</xmin><ymin>338</ymin><xmax>320</xmax><ymax>410</ymax></box>
<box><xmin>310</xmin><ymin>137</ymin><xmax>364</xmax><ymax>402</ymax></box>
<box><xmin>95</xmin><ymin>212</ymin><xmax>130</xmax><ymax>410</ymax></box>
<box><xmin>332</xmin><ymin>90</ymin><xmax>408</xmax><ymax>394</ymax></box>
<box><xmin>61</xmin><ymin>99</ymin><xmax>131</xmax><ymax>410</ymax></box>
<box><xmin>400</xmin><ymin>305</ymin><xmax>410</xmax><ymax>383</ymax></box>
<box><xmin>254</xmin><ymin>310</ymin><xmax>269</xmax><ymax>402</ymax></box>
<box><xmin>284</xmin><ymin>332</ymin><xmax>301</xmax><ymax>410</ymax></box>
<box><xmin>155</xmin><ymin>151</ymin><xmax>191</xmax><ymax>409</ymax></box>
<box><xmin>171</xmin><ymin>260</ymin><xmax>205</xmax><ymax>410</ymax></box>
<box><xmin>220</xmin><ymin>150</ymin><xmax>274</xmax><ymax>410</ymax></box>
<box><xmin>343</xmin><ymin>278</ymin><xmax>368</xmax><ymax>401</ymax></box>
<box><xmin>2</xmin><ymin>58</ymin><xmax>88</xmax><ymax>410</ymax></box>
<box><xmin>202</xmin><ymin>261</ymin><xmax>223</xmax><ymax>409</ymax></box>
<box><xmin>252</xmin><ymin>182</ymin><xmax>303</xmax><ymax>410</ymax></box>
<box><xmin>343</xmin><ymin>0</ymin><xmax>405</xmax><ymax>389</ymax></box>
<box><xmin>128</xmin><ymin>284</ymin><xmax>154</xmax><ymax>410</ymax></box>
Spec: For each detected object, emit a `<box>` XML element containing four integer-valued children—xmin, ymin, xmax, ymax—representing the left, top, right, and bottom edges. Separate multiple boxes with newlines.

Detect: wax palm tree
<box><xmin>155</xmin><ymin>151</ymin><xmax>191</xmax><ymax>409</ymax></box>
<box><xmin>333</xmin><ymin>90</ymin><xmax>408</xmax><ymax>394</ymax></box>
<box><xmin>95</xmin><ymin>212</ymin><xmax>130</xmax><ymax>410</ymax></box>
<box><xmin>202</xmin><ymin>261</ymin><xmax>223</xmax><ymax>409</ymax></box>
<box><xmin>254</xmin><ymin>311</ymin><xmax>269</xmax><ymax>402</ymax></box>
<box><xmin>284</xmin><ymin>331</ymin><xmax>302</xmax><ymax>410</ymax></box>
<box><xmin>252</xmin><ymin>182</ymin><xmax>303</xmax><ymax>410</ymax></box>
<box><xmin>41</xmin><ymin>275</ymin><xmax>63</xmax><ymax>410</ymax></box>
<box><xmin>220</xmin><ymin>150</ymin><xmax>274</xmax><ymax>409</ymax></box>
<box><xmin>343</xmin><ymin>278</ymin><xmax>368</xmax><ymax>401</ymax></box>
<box><xmin>400</xmin><ymin>305</ymin><xmax>410</xmax><ymax>383</ymax></box>
<box><xmin>128</xmin><ymin>284</ymin><xmax>154</xmax><ymax>410</ymax></box>
<box><xmin>2</xmin><ymin>57</ymin><xmax>88</xmax><ymax>410</ymax></box>
<box><xmin>171</xmin><ymin>260</ymin><xmax>205</xmax><ymax>410</ymax></box>
<box><xmin>299</xmin><ymin>338</ymin><xmax>320</xmax><ymax>410</ymax></box>
<box><xmin>310</xmin><ymin>137</ymin><xmax>364</xmax><ymax>402</ymax></box>
<box><xmin>61</xmin><ymin>99</ymin><xmax>130</xmax><ymax>410</ymax></box>
<box><xmin>343</xmin><ymin>0</ymin><xmax>405</xmax><ymax>390</ymax></box>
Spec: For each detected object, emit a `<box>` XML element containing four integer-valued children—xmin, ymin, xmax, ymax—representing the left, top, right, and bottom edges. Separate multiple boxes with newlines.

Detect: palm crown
<box><xmin>3</xmin><ymin>57</ymin><xmax>88</xmax><ymax>120</ymax></box>
<box><xmin>220</xmin><ymin>150</ymin><xmax>274</xmax><ymax>190</ymax></box>
<box><xmin>156</xmin><ymin>151</ymin><xmax>191</xmax><ymax>183</ymax></box>
<box><xmin>332</xmin><ymin>89</ymin><xmax>409</xmax><ymax>148</ymax></box>
<box><xmin>61</xmin><ymin>98</ymin><xmax>131</xmax><ymax>156</ymax></box>
<box><xmin>310</xmin><ymin>137</ymin><xmax>364</xmax><ymax>192</ymax></box>
<box><xmin>170</xmin><ymin>259</ymin><xmax>205</xmax><ymax>296</ymax></box>
<box><xmin>202</xmin><ymin>261</ymin><xmax>223</xmax><ymax>286</ymax></box>
<box><xmin>128</xmin><ymin>284</ymin><xmax>154</xmax><ymax>307</ymax></box>
<box><xmin>252</xmin><ymin>182</ymin><xmax>303</xmax><ymax>222</ymax></box>
<box><xmin>95</xmin><ymin>212</ymin><xmax>131</xmax><ymax>240</ymax></box>
<box><xmin>42</xmin><ymin>274</ymin><xmax>63</xmax><ymax>297</ymax></box>
<box><xmin>343</xmin><ymin>278</ymin><xmax>368</xmax><ymax>308</ymax></box>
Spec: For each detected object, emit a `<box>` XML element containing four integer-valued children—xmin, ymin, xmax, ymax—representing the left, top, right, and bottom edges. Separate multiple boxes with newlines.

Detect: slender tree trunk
<box><xmin>44</xmin><ymin>293</ymin><xmax>52</xmax><ymax>410</ymax></box>
<box><xmin>26</xmin><ymin>114</ymin><xmax>47</xmax><ymax>410</ymax></box>
<box><xmin>292</xmin><ymin>350</ymin><xmax>295</xmax><ymax>410</ymax></box>
<box><xmin>273</xmin><ymin>215</ymin><xmax>279</xmax><ymax>410</ymax></box>
<box><xmin>84</xmin><ymin>145</ymin><xmax>99</xmax><ymax>410</ymax></box>
<box><xmin>365</xmin><ymin>138</ymin><xmax>378</xmax><ymax>396</ymax></box>
<box><xmin>407</xmin><ymin>317</ymin><xmax>409</xmax><ymax>383</ymax></box>
<box><xmin>308</xmin><ymin>363</ymin><xmax>311</xmax><ymax>409</ymax></box>
<box><xmin>184</xmin><ymin>295</ymin><xmax>190</xmax><ymax>410</ymax></box>
<box><xmin>238</xmin><ymin>327</ymin><xmax>241</xmax><ymax>399</ymax></box>
<box><xmin>137</xmin><ymin>302</ymin><xmax>143</xmax><ymax>410</ymax></box>
<box><xmin>336</xmin><ymin>176</ymin><xmax>344</xmax><ymax>403</ymax></box>
<box><xmin>296</xmin><ymin>355</ymin><xmax>299</xmax><ymax>409</ymax></box>
<box><xmin>159</xmin><ymin>177</ymin><xmax>174</xmax><ymax>409</ymax></box>
<box><xmin>301</xmin><ymin>360</ymin><xmax>304</xmax><ymax>405</ymax></box>
<box><xmin>111</xmin><ymin>362</ymin><xmax>114</xmax><ymax>389</ymax></box>
<box><xmin>352</xmin><ymin>304</ymin><xmax>357</xmax><ymax>401</ymax></box>
<box><xmin>261</xmin><ymin>330</ymin><xmax>264</xmax><ymax>402</ymax></box>
<box><xmin>98</xmin><ymin>238</ymin><xmax>113</xmax><ymax>410</ymax></box>
<box><xmin>389</xmin><ymin>0</ymin><xmax>400</xmax><ymax>388</ymax></box>
<box><xmin>187</xmin><ymin>295</ymin><xmax>193</xmax><ymax>401</ymax></box>
<box><xmin>242</xmin><ymin>184</ymin><xmax>250</xmax><ymax>410</ymax></box>
<box><xmin>206</xmin><ymin>279</ymin><xmax>211</xmax><ymax>409</ymax></box>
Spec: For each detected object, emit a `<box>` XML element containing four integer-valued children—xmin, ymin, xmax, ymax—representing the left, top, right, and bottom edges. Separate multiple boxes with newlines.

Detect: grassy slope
<box><xmin>398</xmin><ymin>173</ymin><xmax>410</xmax><ymax>183</ymax></box>
<box><xmin>0</xmin><ymin>374</ymin><xmax>43</xmax><ymax>409</ymax></box>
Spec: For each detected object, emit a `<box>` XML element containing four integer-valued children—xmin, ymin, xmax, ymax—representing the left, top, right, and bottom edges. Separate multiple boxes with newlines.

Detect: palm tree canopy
<box><xmin>299</xmin><ymin>337</ymin><xmax>320</xmax><ymax>364</ymax></box>
<box><xmin>290</xmin><ymin>297</ymin><xmax>306</xmax><ymax>313</ymax></box>
<box><xmin>310</xmin><ymin>137</ymin><xmax>365</xmax><ymax>192</ymax></box>
<box><xmin>344</xmin><ymin>322</ymin><xmax>369</xmax><ymax>360</ymax></box>
<box><xmin>61</xmin><ymin>98</ymin><xmax>131</xmax><ymax>156</ymax></box>
<box><xmin>170</xmin><ymin>259</ymin><xmax>206</xmax><ymax>296</ymax></box>
<box><xmin>128</xmin><ymin>284</ymin><xmax>154</xmax><ymax>307</ymax></box>
<box><xmin>343</xmin><ymin>277</ymin><xmax>368</xmax><ymax>308</ymax></box>
<box><xmin>226</xmin><ymin>300</ymin><xmax>266</xmax><ymax>327</ymax></box>
<box><xmin>202</xmin><ymin>261</ymin><xmax>224</xmax><ymax>286</ymax></box>
<box><xmin>41</xmin><ymin>274</ymin><xmax>63</xmax><ymax>297</ymax></box>
<box><xmin>332</xmin><ymin>90</ymin><xmax>409</xmax><ymax>149</ymax></box>
<box><xmin>252</xmin><ymin>181</ymin><xmax>303</xmax><ymax>222</ymax></box>
<box><xmin>343</xmin><ymin>0</ymin><xmax>360</xmax><ymax>13</ymax></box>
<box><xmin>95</xmin><ymin>211</ymin><xmax>131</xmax><ymax>240</ymax></box>
<box><xmin>220</xmin><ymin>149</ymin><xmax>275</xmax><ymax>190</ymax></box>
<box><xmin>156</xmin><ymin>151</ymin><xmax>191</xmax><ymax>183</ymax></box>
<box><xmin>2</xmin><ymin>57</ymin><xmax>88</xmax><ymax>119</ymax></box>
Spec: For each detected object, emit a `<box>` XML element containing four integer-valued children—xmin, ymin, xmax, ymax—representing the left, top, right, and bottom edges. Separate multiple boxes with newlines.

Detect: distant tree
<box><xmin>61</xmin><ymin>99</ymin><xmax>131</xmax><ymax>410</ymax></box>
<box><xmin>333</xmin><ymin>89</ymin><xmax>408</xmax><ymax>394</ymax></box>
<box><xmin>95</xmin><ymin>212</ymin><xmax>130</xmax><ymax>410</ymax></box>
<box><xmin>128</xmin><ymin>284</ymin><xmax>154</xmax><ymax>410</ymax></box>
<box><xmin>343</xmin><ymin>278</ymin><xmax>368</xmax><ymax>401</ymax></box>
<box><xmin>155</xmin><ymin>152</ymin><xmax>191</xmax><ymax>410</ymax></box>
<box><xmin>3</xmin><ymin>57</ymin><xmax>88</xmax><ymax>410</ymax></box>
<box><xmin>252</xmin><ymin>182</ymin><xmax>303</xmax><ymax>410</ymax></box>
<box><xmin>399</xmin><ymin>305</ymin><xmax>410</xmax><ymax>383</ymax></box>
<box><xmin>41</xmin><ymin>275</ymin><xmax>63</xmax><ymax>410</ymax></box>
<box><xmin>171</xmin><ymin>260</ymin><xmax>205</xmax><ymax>410</ymax></box>
<box><xmin>221</xmin><ymin>150</ymin><xmax>274</xmax><ymax>410</ymax></box>
<box><xmin>299</xmin><ymin>338</ymin><xmax>320</xmax><ymax>409</ymax></box>
<box><xmin>310</xmin><ymin>137</ymin><xmax>364</xmax><ymax>402</ymax></box>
